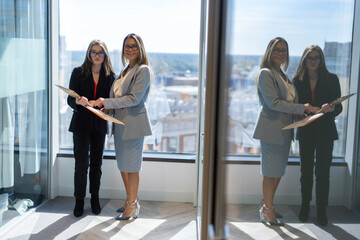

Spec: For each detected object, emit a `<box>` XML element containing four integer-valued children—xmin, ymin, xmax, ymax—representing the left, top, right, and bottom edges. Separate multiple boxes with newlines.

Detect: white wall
<box><xmin>226</xmin><ymin>164</ymin><xmax>348</xmax><ymax>206</ymax></box>
<box><xmin>55</xmin><ymin>157</ymin><xmax>197</xmax><ymax>203</ymax></box>
<box><xmin>54</xmin><ymin>157</ymin><xmax>348</xmax><ymax>206</ymax></box>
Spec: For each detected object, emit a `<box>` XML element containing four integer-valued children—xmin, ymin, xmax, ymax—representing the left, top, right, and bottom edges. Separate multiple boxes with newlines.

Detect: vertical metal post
<box><xmin>201</xmin><ymin>0</ymin><xmax>230</xmax><ymax>239</ymax></box>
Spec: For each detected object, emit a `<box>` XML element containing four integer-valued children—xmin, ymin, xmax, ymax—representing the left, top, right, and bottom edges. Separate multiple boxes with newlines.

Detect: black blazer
<box><xmin>68</xmin><ymin>67</ymin><xmax>115</xmax><ymax>134</ymax></box>
<box><xmin>293</xmin><ymin>73</ymin><xmax>342</xmax><ymax>141</ymax></box>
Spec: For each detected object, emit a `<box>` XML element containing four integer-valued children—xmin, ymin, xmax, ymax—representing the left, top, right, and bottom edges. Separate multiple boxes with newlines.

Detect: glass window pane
<box><xmin>59</xmin><ymin>0</ymin><xmax>201</xmax><ymax>154</ymax></box>
<box><xmin>0</xmin><ymin>0</ymin><xmax>48</xmax><ymax>227</ymax></box>
<box><xmin>227</xmin><ymin>0</ymin><xmax>354</xmax><ymax>157</ymax></box>
<box><xmin>224</xmin><ymin>0</ymin><xmax>355</xmax><ymax>238</ymax></box>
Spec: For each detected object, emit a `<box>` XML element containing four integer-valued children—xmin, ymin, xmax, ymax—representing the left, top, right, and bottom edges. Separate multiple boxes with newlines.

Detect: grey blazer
<box><xmin>104</xmin><ymin>64</ymin><xmax>152</xmax><ymax>140</ymax></box>
<box><xmin>253</xmin><ymin>68</ymin><xmax>304</xmax><ymax>145</ymax></box>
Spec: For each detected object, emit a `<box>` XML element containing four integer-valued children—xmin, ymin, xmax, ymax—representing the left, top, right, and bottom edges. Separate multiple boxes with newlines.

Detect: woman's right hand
<box><xmin>100</xmin><ymin>108</ymin><xmax>109</xmax><ymax>114</ymax></box>
<box><xmin>304</xmin><ymin>103</ymin><xmax>320</xmax><ymax>114</ymax></box>
<box><xmin>75</xmin><ymin>96</ymin><xmax>89</xmax><ymax>107</ymax></box>
<box><xmin>93</xmin><ymin>97</ymin><xmax>105</xmax><ymax>107</ymax></box>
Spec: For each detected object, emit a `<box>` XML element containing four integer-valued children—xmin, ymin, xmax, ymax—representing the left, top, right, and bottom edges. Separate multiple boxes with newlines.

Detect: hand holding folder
<box><xmin>282</xmin><ymin>93</ymin><xmax>356</xmax><ymax>130</ymax></box>
<box><xmin>56</xmin><ymin>84</ymin><xmax>124</xmax><ymax>125</ymax></box>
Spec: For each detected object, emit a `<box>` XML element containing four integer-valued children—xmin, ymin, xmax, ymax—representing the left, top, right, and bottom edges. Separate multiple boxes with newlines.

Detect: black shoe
<box><xmin>317</xmin><ymin>207</ymin><xmax>328</xmax><ymax>226</ymax></box>
<box><xmin>91</xmin><ymin>196</ymin><xmax>101</xmax><ymax>215</ymax></box>
<box><xmin>73</xmin><ymin>199</ymin><xmax>84</xmax><ymax>217</ymax></box>
<box><xmin>299</xmin><ymin>203</ymin><xmax>310</xmax><ymax>222</ymax></box>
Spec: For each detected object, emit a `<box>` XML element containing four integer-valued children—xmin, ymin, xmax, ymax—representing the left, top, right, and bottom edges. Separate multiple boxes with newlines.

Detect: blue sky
<box><xmin>60</xmin><ymin>0</ymin><xmax>354</xmax><ymax>56</ymax></box>
<box><xmin>230</xmin><ymin>0</ymin><xmax>355</xmax><ymax>55</ymax></box>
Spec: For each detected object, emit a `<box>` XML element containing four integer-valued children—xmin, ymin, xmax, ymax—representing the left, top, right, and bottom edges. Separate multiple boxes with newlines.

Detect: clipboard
<box><xmin>85</xmin><ymin>106</ymin><xmax>124</xmax><ymax>125</ymax></box>
<box><xmin>56</xmin><ymin>84</ymin><xmax>124</xmax><ymax>125</ymax></box>
<box><xmin>282</xmin><ymin>93</ymin><xmax>356</xmax><ymax>130</ymax></box>
<box><xmin>330</xmin><ymin>93</ymin><xmax>356</xmax><ymax>105</ymax></box>
<box><xmin>55</xmin><ymin>84</ymin><xmax>80</xmax><ymax>98</ymax></box>
<box><xmin>282</xmin><ymin>113</ymin><xmax>324</xmax><ymax>130</ymax></box>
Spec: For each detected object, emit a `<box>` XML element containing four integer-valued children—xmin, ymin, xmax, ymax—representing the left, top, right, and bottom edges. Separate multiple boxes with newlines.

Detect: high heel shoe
<box><xmin>259</xmin><ymin>204</ymin><xmax>284</xmax><ymax>226</ymax></box>
<box><xmin>260</xmin><ymin>199</ymin><xmax>283</xmax><ymax>218</ymax></box>
<box><xmin>116</xmin><ymin>196</ymin><xmax>139</xmax><ymax>213</ymax></box>
<box><xmin>115</xmin><ymin>199</ymin><xmax>140</xmax><ymax>220</ymax></box>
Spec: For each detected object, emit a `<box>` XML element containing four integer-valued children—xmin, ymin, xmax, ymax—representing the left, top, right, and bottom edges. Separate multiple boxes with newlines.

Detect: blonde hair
<box><xmin>121</xmin><ymin>33</ymin><xmax>149</xmax><ymax>67</ymax></box>
<box><xmin>260</xmin><ymin>37</ymin><xmax>289</xmax><ymax>71</ymax></box>
<box><xmin>256</xmin><ymin>37</ymin><xmax>289</xmax><ymax>87</ymax></box>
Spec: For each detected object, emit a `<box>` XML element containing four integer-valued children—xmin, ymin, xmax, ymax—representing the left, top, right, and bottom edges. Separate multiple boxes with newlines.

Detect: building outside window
<box><xmin>59</xmin><ymin>0</ymin><xmax>353</xmax><ymax>158</ymax></box>
<box><xmin>226</xmin><ymin>0</ymin><xmax>354</xmax><ymax>158</ymax></box>
<box><xmin>58</xmin><ymin>0</ymin><xmax>201</xmax><ymax>154</ymax></box>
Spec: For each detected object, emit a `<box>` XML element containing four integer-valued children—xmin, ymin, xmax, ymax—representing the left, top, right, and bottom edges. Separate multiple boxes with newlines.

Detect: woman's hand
<box><xmin>88</xmin><ymin>100</ymin><xmax>96</xmax><ymax>107</ymax></box>
<box><xmin>93</xmin><ymin>98</ymin><xmax>105</xmax><ymax>107</ymax></box>
<box><xmin>75</xmin><ymin>96</ymin><xmax>89</xmax><ymax>107</ymax></box>
<box><xmin>100</xmin><ymin>108</ymin><xmax>109</xmax><ymax>114</ymax></box>
<box><xmin>320</xmin><ymin>103</ymin><xmax>335</xmax><ymax>113</ymax></box>
<box><xmin>304</xmin><ymin>103</ymin><xmax>320</xmax><ymax>114</ymax></box>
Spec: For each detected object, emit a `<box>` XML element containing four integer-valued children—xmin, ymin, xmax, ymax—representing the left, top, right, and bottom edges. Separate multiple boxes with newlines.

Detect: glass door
<box><xmin>200</xmin><ymin>0</ymin><xmax>356</xmax><ymax>239</ymax></box>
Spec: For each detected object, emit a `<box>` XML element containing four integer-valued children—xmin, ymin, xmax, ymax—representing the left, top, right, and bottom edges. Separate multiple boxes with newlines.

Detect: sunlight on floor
<box><xmin>76</xmin><ymin>217</ymin><xmax>166</xmax><ymax>239</ymax></box>
<box><xmin>230</xmin><ymin>222</ymin><xmax>318</xmax><ymax>240</ymax></box>
<box><xmin>169</xmin><ymin>220</ymin><xmax>197</xmax><ymax>240</ymax></box>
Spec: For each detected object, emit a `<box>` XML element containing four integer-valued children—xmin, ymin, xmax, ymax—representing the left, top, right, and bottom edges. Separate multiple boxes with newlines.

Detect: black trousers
<box><xmin>73</xmin><ymin>131</ymin><xmax>106</xmax><ymax>199</ymax></box>
<box><xmin>299</xmin><ymin>136</ymin><xmax>333</xmax><ymax>207</ymax></box>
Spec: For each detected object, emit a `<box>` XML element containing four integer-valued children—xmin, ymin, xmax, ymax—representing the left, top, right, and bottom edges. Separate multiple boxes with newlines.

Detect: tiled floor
<box><xmin>1</xmin><ymin>197</ymin><xmax>360</xmax><ymax>239</ymax></box>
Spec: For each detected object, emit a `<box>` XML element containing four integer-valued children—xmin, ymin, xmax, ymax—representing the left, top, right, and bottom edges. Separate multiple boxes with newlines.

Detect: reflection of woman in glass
<box><xmin>253</xmin><ymin>37</ymin><xmax>317</xmax><ymax>226</ymax></box>
<box><xmin>68</xmin><ymin>40</ymin><xmax>115</xmax><ymax>217</ymax></box>
<box><xmin>293</xmin><ymin>45</ymin><xmax>342</xmax><ymax>226</ymax></box>
<box><xmin>94</xmin><ymin>33</ymin><xmax>152</xmax><ymax>220</ymax></box>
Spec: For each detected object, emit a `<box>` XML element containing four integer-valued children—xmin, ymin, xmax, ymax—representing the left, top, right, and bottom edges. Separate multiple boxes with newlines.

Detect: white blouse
<box><xmin>113</xmin><ymin>67</ymin><xmax>134</xmax><ymax>98</ymax></box>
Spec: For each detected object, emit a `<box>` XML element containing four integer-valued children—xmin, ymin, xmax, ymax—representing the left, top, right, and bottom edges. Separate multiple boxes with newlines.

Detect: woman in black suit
<box><xmin>67</xmin><ymin>39</ymin><xmax>115</xmax><ymax>217</ymax></box>
<box><xmin>293</xmin><ymin>45</ymin><xmax>342</xmax><ymax>226</ymax></box>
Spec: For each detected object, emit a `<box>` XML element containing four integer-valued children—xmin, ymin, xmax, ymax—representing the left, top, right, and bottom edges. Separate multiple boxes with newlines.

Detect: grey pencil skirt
<box><xmin>114</xmin><ymin>126</ymin><xmax>144</xmax><ymax>173</ymax></box>
<box><xmin>260</xmin><ymin>140</ymin><xmax>291</xmax><ymax>177</ymax></box>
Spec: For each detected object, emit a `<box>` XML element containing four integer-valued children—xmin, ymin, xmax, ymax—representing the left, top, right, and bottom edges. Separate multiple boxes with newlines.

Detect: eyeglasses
<box><xmin>306</xmin><ymin>57</ymin><xmax>321</xmax><ymax>63</ymax></box>
<box><xmin>125</xmin><ymin>44</ymin><xmax>138</xmax><ymax>51</ymax></box>
<box><xmin>273</xmin><ymin>48</ymin><xmax>287</xmax><ymax>55</ymax></box>
<box><xmin>90</xmin><ymin>51</ymin><xmax>105</xmax><ymax>57</ymax></box>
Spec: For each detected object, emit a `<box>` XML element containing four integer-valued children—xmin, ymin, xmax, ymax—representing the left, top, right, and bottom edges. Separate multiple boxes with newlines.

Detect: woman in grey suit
<box><xmin>253</xmin><ymin>37</ymin><xmax>318</xmax><ymax>226</ymax></box>
<box><xmin>94</xmin><ymin>33</ymin><xmax>152</xmax><ymax>220</ymax></box>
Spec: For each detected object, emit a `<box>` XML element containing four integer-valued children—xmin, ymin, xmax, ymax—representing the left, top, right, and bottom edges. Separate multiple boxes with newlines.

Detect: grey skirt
<box><xmin>260</xmin><ymin>140</ymin><xmax>291</xmax><ymax>177</ymax></box>
<box><xmin>114</xmin><ymin>125</ymin><xmax>144</xmax><ymax>172</ymax></box>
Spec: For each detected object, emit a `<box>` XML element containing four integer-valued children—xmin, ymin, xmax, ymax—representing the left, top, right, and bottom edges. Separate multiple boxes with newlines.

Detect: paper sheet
<box><xmin>282</xmin><ymin>93</ymin><xmax>356</xmax><ymax>130</ymax></box>
<box><xmin>56</xmin><ymin>84</ymin><xmax>124</xmax><ymax>125</ymax></box>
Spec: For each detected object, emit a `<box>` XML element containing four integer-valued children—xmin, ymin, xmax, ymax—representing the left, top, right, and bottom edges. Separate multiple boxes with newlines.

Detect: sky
<box><xmin>60</xmin><ymin>0</ymin><xmax>355</xmax><ymax>56</ymax></box>
<box><xmin>60</xmin><ymin>0</ymin><xmax>201</xmax><ymax>53</ymax></box>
